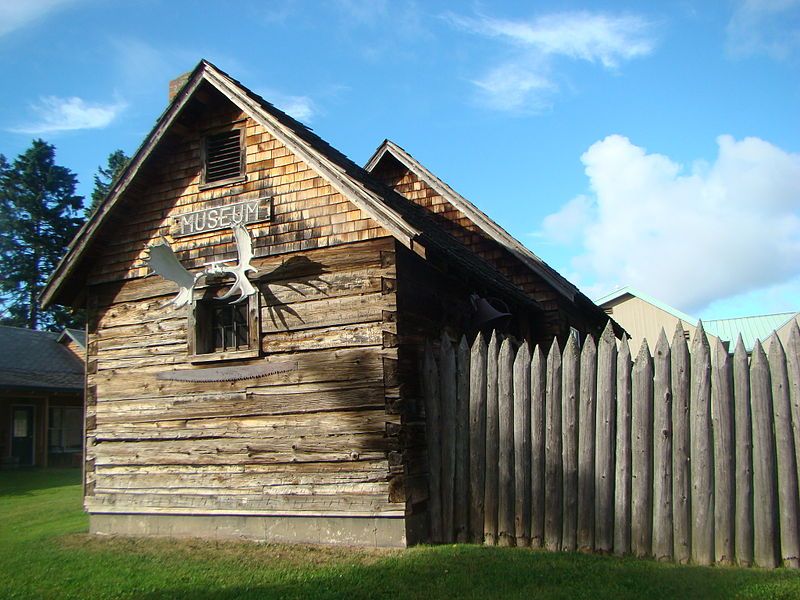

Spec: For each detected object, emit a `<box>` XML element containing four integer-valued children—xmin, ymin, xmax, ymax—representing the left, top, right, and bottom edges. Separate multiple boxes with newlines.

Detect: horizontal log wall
<box><xmin>424</xmin><ymin>321</ymin><xmax>800</xmax><ymax>568</ymax></box>
<box><xmin>85</xmin><ymin>236</ymin><xmax>402</xmax><ymax>518</ymax></box>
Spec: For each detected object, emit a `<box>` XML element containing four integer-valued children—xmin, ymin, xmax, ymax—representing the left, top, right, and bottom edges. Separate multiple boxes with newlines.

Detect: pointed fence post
<box><xmin>484</xmin><ymin>332</ymin><xmax>500</xmax><ymax>545</ymax></box>
<box><xmin>769</xmin><ymin>334</ymin><xmax>800</xmax><ymax>568</ymax></box>
<box><xmin>787</xmin><ymin>323</ymin><xmax>800</xmax><ymax>512</ymax></box>
<box><xmin>671</xmin><ymin>322</ymin><xmax>691</xmax><ymax>563</ymax></box>
<box><xmin>595</xmin><ymin>323</ymin><xmax>617</xmax><ymax>553</ymax></box>
<box><xmin>577</xmin><ymin>334</ymin><xmax>597</xmax><ymax>552</ymax></box>
<box><xmin>614</xmin><ymin>337</ymin><xmax>633</xmax><ymax>556</ymax></box>
<box><xmin>545</xmin><ymin>337</ymin><xmax>563</xmax><ymax>552</ymax></box>
<box><xmin>497</xmin><ymin>338</ymin><xmax>516</xmax><ymax>547</ymax></box>
<box><xmin>653</xmin><ymin>329</ymin><xmax>673</xmax><ymax>562</ymax></box>
<box><xmin>439</xmin><ymin>332</ymin><xmax>457</xmax><ymax>543</ymax></box>
<box><xmin>455</xmin><ymin>336</ymin><xmax>471</xmax><ymax>543</ymax></box>
<box><xmin>690</xmin><ymin>323</ymin><xmax>714</xmax><ymax>565</ymax></box>
<box><xmin>561</xmin><ymin>334</ymin><xmax>580</xmax><ymax>551</ymax></box>
<box><xmin>712</xmin><ymin>336</ymin><xmax>735</xmax><ymax>565</ymax></box>
<box><xmin>469</xmin><ymin>333</ymin><xmax>488</xmax><ymax>543</ymax></box>
<box><xmin>751</xmin><ymin>340</ymin><xmax>779</xmax><ymax>568</ymax></box>
<box><xmin>530</xmin><ymin>345</ymin><xmax>546</xmax><ymax>548</ymax></box>
<box><xmin>514</xmin><ymin>342</ymin><xmax>532</xmax><ymax>547</ymax></box>
<box><xmin>733</xmin><ymin>336</ymin><xmax>754</xmax><ymax>566</ymax></box>
<box><xmin>631</xmin><ymin>340</ymin><xmax>654</xmax><ymax>558</ymax></box>
<box><xmin>423</xmin><ymin>341</ymin><xmax>442</xmax><ymax>543</ymax></box>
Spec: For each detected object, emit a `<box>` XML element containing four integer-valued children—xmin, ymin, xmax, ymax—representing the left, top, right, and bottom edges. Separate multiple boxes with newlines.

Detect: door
<box><xmin>11</xmin><ymin>406</ymin><xmax>34</xmax><ymax>466</ymax></box>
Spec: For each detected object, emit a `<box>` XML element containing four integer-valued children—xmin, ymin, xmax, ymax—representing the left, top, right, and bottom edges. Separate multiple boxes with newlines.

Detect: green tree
<box><xmin>89</xmin><ymin>149</ymin><xmax>129</xmax><ymax>213</ymax></box>
<box><xmin>0</xmin><ymin>139</ymin><xmax>84</xmax><ymax>330</ymax></box>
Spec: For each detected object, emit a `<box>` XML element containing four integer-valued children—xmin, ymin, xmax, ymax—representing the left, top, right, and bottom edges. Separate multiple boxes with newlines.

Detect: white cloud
<box><xmin>727</xmin><ymin>0</ymin><xmax>800</xmax><ymax>58</ymax></box>
<box><xmin>0</xmin><ymin>0</ymin><xmax>76</xmax><ymax>37</ymax></box>
<box><xmin>11</xmin><ymin>96</ymin><xmax>127</xmax><ymax>134</ymax></box>
<box><xmin>446</xmin><ymin>10</ymin><xmax>656</xmax><ymax>112</ymax></box>
<box><xmin>255</xmin><ymin>88</ymin><xmax>317</xmax><ymax>123</ymax></box>
<box><xmin>273</xmin><ymin>94</ymin><xmax>316</xmax><ymax>123</ymax></box>
<box><xmin>538</xmin><ymin>134</ymin><xmax>800</xmax><ymax>313</ymax></box>
<box><xmin>473</xmin><ymin>63</ymin><xmax>555</xmax><ymax>112</ymax></box>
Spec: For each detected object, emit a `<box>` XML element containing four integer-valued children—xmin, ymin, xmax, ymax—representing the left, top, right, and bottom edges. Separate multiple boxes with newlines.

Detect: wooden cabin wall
<box><xmin>371</xmin><ymin>157</ymin><xmax>589</xmax><ymax>343</ymax></box>
<box><xmin>84</xmin><ymin>237</ymin><xmax>403</xmax><ymax>518</ymax></box>
<box><xmin>78</xmin><ymin>86</ymin><xmax>407</xmax><ymax>526</ymax></box>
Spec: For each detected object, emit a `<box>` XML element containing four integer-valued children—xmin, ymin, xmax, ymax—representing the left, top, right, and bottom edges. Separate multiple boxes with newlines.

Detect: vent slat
<box><xmin>205</xmin><ymin>130</ymin><xmax>243</xmax><ymax>183</ymax></box>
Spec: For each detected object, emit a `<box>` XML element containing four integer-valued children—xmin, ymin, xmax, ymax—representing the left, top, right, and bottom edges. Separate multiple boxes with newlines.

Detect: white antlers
<box><xmin>144</xmin><ymin>223</ymin><xmax>259</xmax><ymax>308</ymax></box>
<box><xmin>208</xmin><ymin>222</ymin><xmax>259</xmax><ymax>303</ymax></box>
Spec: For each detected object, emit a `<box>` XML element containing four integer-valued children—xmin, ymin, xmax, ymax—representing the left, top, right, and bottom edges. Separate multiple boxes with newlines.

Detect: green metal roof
<box><xmin>703</xmin><ymin>312</ymin><xmax>798</xmax><ymax>353</ymax></box>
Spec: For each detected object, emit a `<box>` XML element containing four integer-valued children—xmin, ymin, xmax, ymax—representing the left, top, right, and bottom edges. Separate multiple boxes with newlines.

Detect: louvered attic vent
<box><xmin>204</xmin><ymin>129</ymin><xmax>243</xmax><ymax>184</ymax></box>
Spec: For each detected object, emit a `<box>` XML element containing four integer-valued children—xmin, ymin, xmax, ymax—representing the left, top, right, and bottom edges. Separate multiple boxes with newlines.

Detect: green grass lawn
<box><xmin>2</xmin><ymin>470</ymin><xmax>800</xmax><ymax>599</ymax></box>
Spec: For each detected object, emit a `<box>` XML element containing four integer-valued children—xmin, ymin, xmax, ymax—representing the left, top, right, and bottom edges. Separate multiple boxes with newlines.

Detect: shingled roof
<box><xmin>0</xmin><ymin>326</ymin><xmax>84</xmax><ymax>392</ymax></box>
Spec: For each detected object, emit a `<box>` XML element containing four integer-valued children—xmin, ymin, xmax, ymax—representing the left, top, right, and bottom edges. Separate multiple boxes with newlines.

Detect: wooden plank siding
<box><xmin>85</xmin><ymin>236</ymin><xmax>402</xmax><ymax>518</ymax></box>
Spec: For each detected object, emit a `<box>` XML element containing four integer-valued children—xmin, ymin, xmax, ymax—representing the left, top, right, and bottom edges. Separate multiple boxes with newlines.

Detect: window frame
<box><xmin>199</xmin><ymin>122</ymin><xmax>247</xmax><ymax>190</ymax></box>
<box><xmin>189</xmin><ymin>286</ymin><xmax>261</xmax><ymax>363</ymax></box>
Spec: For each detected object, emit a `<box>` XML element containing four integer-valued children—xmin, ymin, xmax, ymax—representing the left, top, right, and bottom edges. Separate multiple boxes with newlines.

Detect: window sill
<box><xmin>198</xmin><ymin>175</ymin><xmax>247</xmax><ymax>191</ymax></box>
<box><xmin>190</xmin><ymin>347</ymin><xmax>260</xmax><ymax>364</ymax></box>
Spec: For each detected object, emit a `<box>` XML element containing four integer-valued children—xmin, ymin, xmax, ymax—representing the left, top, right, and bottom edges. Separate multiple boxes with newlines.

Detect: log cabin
<box><xmin>41</xmin><ymin>60</ymin><xmax>614</xmax><ymax>547</ymax></box>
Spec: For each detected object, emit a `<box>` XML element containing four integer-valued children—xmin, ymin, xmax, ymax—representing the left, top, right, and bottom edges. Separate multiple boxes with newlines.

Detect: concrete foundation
<box><xmin>89</xmin><ymin>513</ymin><xmax>409</xmax><ymax>547</ymax></box>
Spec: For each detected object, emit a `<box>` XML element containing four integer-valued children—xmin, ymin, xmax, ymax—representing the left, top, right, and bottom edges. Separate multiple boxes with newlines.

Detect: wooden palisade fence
<box><xmin>423</xmin><ymin>320</ymin><xmax>800</xmax><ymax>568</ymax></box>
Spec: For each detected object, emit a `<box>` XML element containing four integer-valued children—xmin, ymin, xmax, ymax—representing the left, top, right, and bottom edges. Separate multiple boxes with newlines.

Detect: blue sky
<box><xmin>1</xmin><ymin>0</ymin><xmax>798</xmax><ymax>319</ymax></box>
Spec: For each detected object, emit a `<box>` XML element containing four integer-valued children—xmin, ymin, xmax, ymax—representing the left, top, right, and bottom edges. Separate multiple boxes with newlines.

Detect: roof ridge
<box><xmin>364</xmin><ymin>138</ymin><xmax>580</xmax><ymax>303</ymax></box>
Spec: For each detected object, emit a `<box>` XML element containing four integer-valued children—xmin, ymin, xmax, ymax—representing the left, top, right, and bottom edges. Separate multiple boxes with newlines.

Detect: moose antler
<box><xmin>216</xmin><ymin>222</ymin><xmax>259</xmax><ymax>302</ymax></box>
<box><xmin>144</xmin><ymin>238</ymin><xmax>199</xmax><ymax>308</ymax></box>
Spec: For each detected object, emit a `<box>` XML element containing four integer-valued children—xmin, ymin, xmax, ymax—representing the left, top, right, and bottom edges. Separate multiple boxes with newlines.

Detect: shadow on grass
<box><xmin>0</xmin><ymin>467</ymin><xmax>81</xmax><ymax>497</ymax></box>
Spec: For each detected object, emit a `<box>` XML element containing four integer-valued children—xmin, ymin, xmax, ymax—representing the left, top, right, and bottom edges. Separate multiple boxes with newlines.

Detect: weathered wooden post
<box><xmin>614</xmin><ymin>337</ymin><xmax>632</xmax><ymax>556</ymax></box>
<box><xmin>455</xmin><ymin>336</ymin><xmax>471</xmax><ymax>543</ymax></box>
<box><xmin>531</xmin><ymin>345</ymin><xmax>546</xmax><ymax>548</ymax></box>
<box><xmin>514</xmin><ymin>342</ymin><xmax>532</xmax><ymax>547</ymax></box>
<box><xmin>545</xmin><ymin>337</ymin><xmax>563</xmax><ymax>552</ymax></box>
<box><xmin>653</xmin><ymin>330</ymin><xmax>673</xmax><ymax>562</ymax></box>
<box><xmin>769</xmin><ymin>334</ymin><xmax>800</xmax><ymax>568</ymax></box>
<box><xmin>469</xmin><ymin>333</ymin><xmax>488</xmax><ymax>543</ymax></box>
<box><xmin>751</xmin><ymin>340</ymin><xmax>779</xmax><ymax>568</ymax></box>
<box><xmin>690</xmin><ymin>323</ymin><xmax>713</xmax><ymax>565</ymax></box>
<box><xmin>423</xmin><ymin>342</ymin><xmax>442</xmax><ymax>543</ymax></box>
<box><xmin>786</xmin><ymin>319</ymin><xmax>800</xmax><ymax>528</ymax></box>
<box><xmin>439</xmin><ymin>331</ymin><xmax>457</xmax><ymax>543</ymax></box>
<box><xmin>561</xmin><ymin>334</ymin><xmax>579</xmax><ymax>551</ymax></box>
<box><xmin>577</xmin><ymin>334</ymin><xmax>597</xmax><ymax>552</ymax></box>
<box><xmin>497</xmin><ymin>338</ymin><xmax>516</xmax><ymax>546</ymax></box>
<box><xmin>733</xmin><ymin>336</ymin><xmax>754</xmax><ymax>566</ymax></box>
<box><xmin>671</xmin><ymin>323</ymin><xmax>691</xmax><ymax>563</ymax></box>
<box><xmin>631</xmin><ymin>340</ymin><xmax>654</xmax><ymax>557</ymax></box>
<box><xmin>484</xmin><ymin>332</ymin><xmax>500</xmax><ymax>545</ymax></box>
<box><xmin>787</xmin><ymin>323</ymin><xmax>800</xmax><ymax>509</ymax></box>
<box><xmin>712</xmin><ymin>336</ymin><xmax>735</xmax><ymax>565</ymax></box>
<box><xmin>595</xmin><ymin>322</ymin><xmax>617</xmax><ymax>553</ymax></box>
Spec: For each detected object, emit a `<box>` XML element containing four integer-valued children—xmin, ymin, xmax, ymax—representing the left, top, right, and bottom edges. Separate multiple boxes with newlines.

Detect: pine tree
<box><xmin>0</xmin><ymin>140</ymin><xmax>84</xmax><ymax>330</ymax></box>
<box><xmin>89</xmin><ymin>149</ymin><xmax>129</xmax><ymax>213</ymax></box>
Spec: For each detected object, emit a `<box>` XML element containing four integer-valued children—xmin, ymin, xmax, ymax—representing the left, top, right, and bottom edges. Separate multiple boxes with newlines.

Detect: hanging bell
<box><xmin>470</xmin><ymin>294</ymin><xmax>512</xmax><ymax>330</ymax></box>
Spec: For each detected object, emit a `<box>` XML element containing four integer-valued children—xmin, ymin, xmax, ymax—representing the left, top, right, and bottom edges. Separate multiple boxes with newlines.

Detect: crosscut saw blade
<box><xmin>156</xmin><ymin>361</ymin><xmax>297</xmax><ymax>383</ymax></box>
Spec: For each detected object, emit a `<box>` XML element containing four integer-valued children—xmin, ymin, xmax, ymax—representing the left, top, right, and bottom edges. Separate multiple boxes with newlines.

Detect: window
<box><xmin>190</xmin><ymin>288</ymin><xmax>260</xmax><ymax>362</ymax></box>
<box><xmin>201</xmin><ymin>127</ymin><xmax>245</xmax><ymax>187</ymax></box>
<box><xmin>48</xmin><ymin>407</ymin><xmax>82</xmax><ymax>454</ymax></box>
